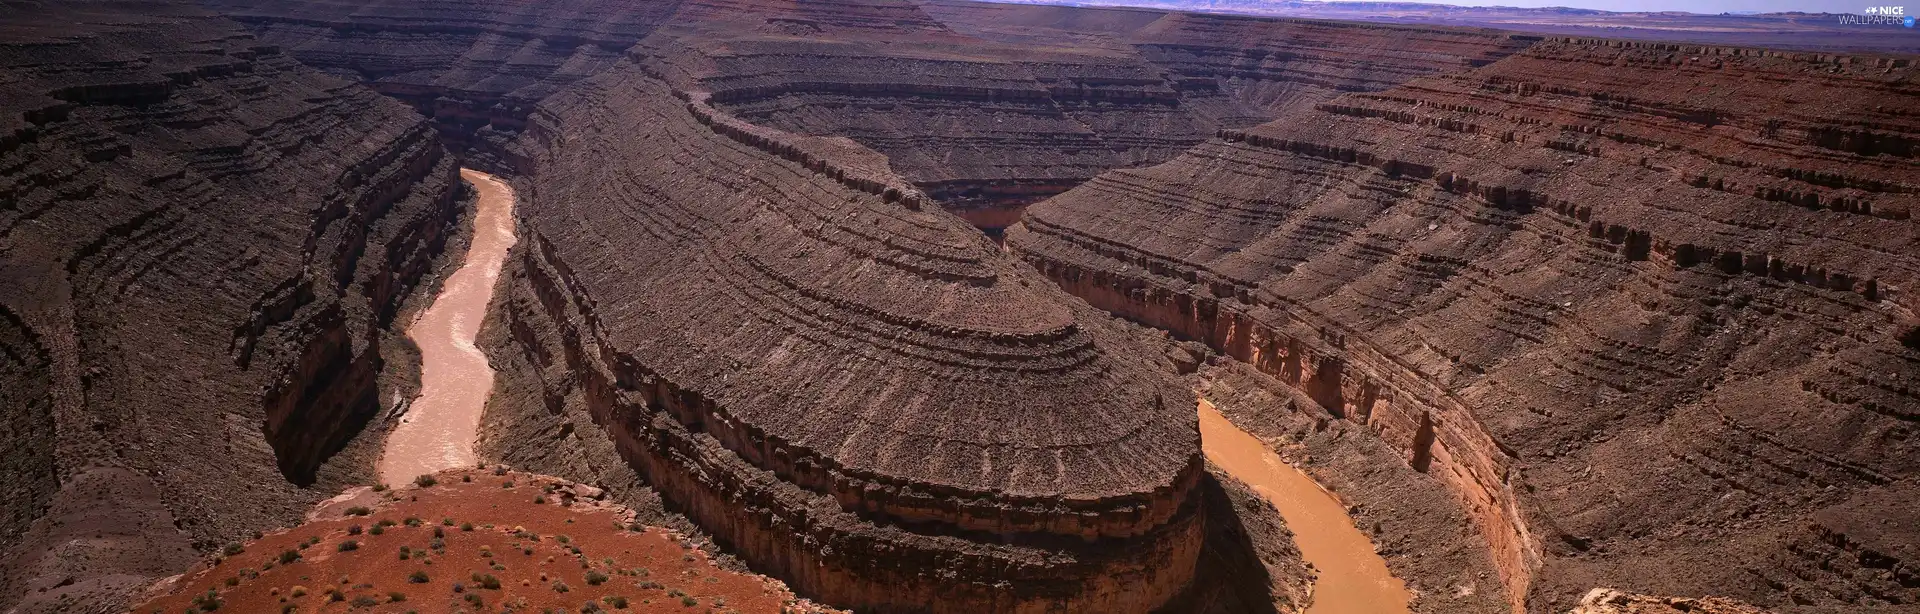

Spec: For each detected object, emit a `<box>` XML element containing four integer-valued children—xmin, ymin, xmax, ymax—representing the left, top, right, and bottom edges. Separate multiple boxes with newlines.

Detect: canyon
<box><xmin>1</xmin><ymin>0</ymin><xmax>1917</xmax><ymax>613</ymax></box>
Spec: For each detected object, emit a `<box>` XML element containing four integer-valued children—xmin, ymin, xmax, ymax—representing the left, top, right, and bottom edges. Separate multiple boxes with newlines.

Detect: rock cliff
<box><xmin>209</xmin><ymin>0</ymin><xmax>1531</xmax><ymax>230</ymax></box>
<box><xmin>1011</xmin><ymin>38</ymin><xmax>1920</xmax><ymax>614</ymax></box>
<box><xmin>487</xmin><ymin>58</ymin><xmax>1205</xmax><ymax>612</ymax></box>
<box><xmin>205</xmin><ymin>0</ymin><xmax>681</xmax><ymax>166</ymax></box>
<box><xmin>0</xmin><ymin>2</ymin><xmax>459</xmax><ymax>608</ymax></box>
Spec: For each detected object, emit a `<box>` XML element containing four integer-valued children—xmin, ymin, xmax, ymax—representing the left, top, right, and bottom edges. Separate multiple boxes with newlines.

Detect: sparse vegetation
<box><xmin>681</xmin><ymin>596</ymin><xmax>698</xmax><ymax>607</ymax></box>
<box><xmin>190</xmin><ymin>589</ymin><xmax>221</xmax><ymax>611</ymax></box>
<box><xmin>349</xmin><ymin>595</ymin><xmax>378</xmax><ymax>607</ymax></box>
<box><xmin>552</xmin><ymin>580</ymin><xmax>571</xmax><ymax>593</ymax></box>
<box><xmin>474</xmin><ymin>573</ymin><xmax>502</xmax><ymax>590</ymax></box>
<box><xmin>387</xmin><ymin>591</ymin><xmax>406</xmax><ymax>603</ymax></box>
<box><xmin>337</xmin><ymin>540</ymin><xmax>358</xmax><ymax>552</ymax></box>
<box><xmin>290</xmin><ymin>586</ymin><xmax>308</xmax><ymax>598</ymax></box>
<box><xmin>605</xmin><ymin>595</ymin><xmax>630</xmax><ymax>609</ymax></box>
<box><xmin>222</xmin><ymin>543</ymin><xmax>245</xmax><ymax>556</ymax></box>
<box><xmin>369</xmin><ymin>525</ymin><xmax>385</xmax><ymax>536</ymax></box>
<box><xmin>278</xmin><ymin>550</ymin><xmax>301</xmax><ymax>565</ymax></box>
<box><xmin>347</xmin><ymin>524</ymin><xmax>362</xmax><ymax>535</ymax></box>
<box><xmin>409</xmin><ymin>570</ymin><xmax>429</xmax><ymax>584</ymax></box>
<box><xmin>413</xmin><ymin>474</ymin><xmax>437</xmax><ymax>488</ymax></box>
<box><xmin>344</xmin><ymin>506</ymin><xmax>371</xmax><ymax>516</ymax></box>
<box><xmin>585</xmin><ymin>570</ymin><xmax>609</xmax><ymax>586</ymax></box>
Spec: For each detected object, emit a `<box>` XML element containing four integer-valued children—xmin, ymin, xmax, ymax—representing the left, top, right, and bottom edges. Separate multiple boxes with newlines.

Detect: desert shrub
<box><xmin>680</xmin><ymin>596</ymin><xmax>697</xmax><ymax>607</ymax></box>
<box><xmin>462</xmin><ymin>475</ymin><xmax>472</xmax><ymax>483</ymax></box>
<box><xmin>409</xmin><ymin>570</ymin><xmax>429</xmax><ymax>584</ymax></box>
<box><xmin>326</xmin><ymin>589</ymin><xmax>345</xmax><ymax>602</ymax></box>
<box><xmin>344</xmin><ymin>507</ymin><xmax>370</xmax><ymax>517</ymax></box>
<box><xmin>552</xmin><ymin>581</ymin><xmax>570</xmax><ymax>593</ymax></box>
<box><xmin>289</xmin><ymin>586</ymin><xmax>308</xmax><ymax>598</ymax></box>
<box><xmin>460</xmin><ymin>523</ymin><xmax>474</xmax><ymax>532</ymax></box>
<box><xmin>337</xmin><ymin>541</ymin><xmax>358</xmax><ymax>552</ymax></box>
<box><xmin>377</xmin><ymin>519</ymin><xmax>397</xmax><ymax>527</ymax></box>
<box><xmin>387</xmin><ymin>592</ymin><xmax>406</xmax><ymax>603</ymax></box>
<box><xmin>368</xmin><ymin>525</ymin><xmax>385</xmax><ymax>536</ymax></box>
<box><xmin>222</xmin><ymin>543</ymin><xmax>244</xmax><ymax>556</ymax></box>
<box><xmin>605</xmin><ymin>595</ymin><xmax>629</xmax><ymax>609</ymax></box>
<box><xmin>278</xmin><ymin>550</ymin><xmax>301</xmax><ymax>565</ymax></box>
<box><xmin>347</xmin><ymin>525</ymin><xmax>362</xmax><ymax>536</ymax></box>
<box><xmin>533</xmin><ymin>495</ymin><xmax>546</xmax><ymax>505</ymax></box>
<box><xmin>413</xmin><ymin>475</ymin><xmax>437</xmax><ymax>488</ymax></box>
<box><xmin>191</xmin><ymin>589</ymin><xmax>221</xmax><ymax>611</ymax></box>
<box><xmin>493</xmin><ymin>466</ymin><xmax>508</xmax><ymax>476</ymax></box>
<box><xmin>584</xmin><ymin>571</ymin><xmax>608</xmax><ymax>586</ymax></box>
<box><xmin>404</xmin><ymin>517</ymin><xmax>423</xmax><ymax>527</ymax></box>
<box><xmin>463</xmin><ymin>593</ymin><xmax>483</xmax><ymax>607</ymax></box>
<box><xmin>349</xmin><ymin>594</ymin><xmax>377</xmax><ymax>607</ymax></box>
<box><xmin>223</xmin><ymin>576</ymin><xmax>238</xmax><ymax>587</ymax></box>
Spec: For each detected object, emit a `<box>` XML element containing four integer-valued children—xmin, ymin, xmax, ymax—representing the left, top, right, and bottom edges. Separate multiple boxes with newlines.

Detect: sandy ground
<box><xmin>131</xmin><ymin>469</ymin><xmax>824</xmax><ymax>613</ymax></box>
<box><xmin>1201</xmin><ymin>397</ymin><xmax>1413</xmax><ymax>614</ymax></box>
<box><xmin>378</xmin><ymin>169</ymin><xmax>518</xmax><ymax>487</ymax></box>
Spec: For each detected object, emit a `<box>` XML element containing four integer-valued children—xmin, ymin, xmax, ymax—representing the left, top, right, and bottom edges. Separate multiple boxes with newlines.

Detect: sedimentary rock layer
<box><xmin>205</xmin><ymin>0</ymin><xmax>680</xmax><ymax>163</ymax></box>
<box><xmin>212</xmin><ymin>0</ymin><xmax>1530</xmax><ymax>227</ymax></box>
<box><xmin>673</xmin><ymin>1</ymin><xmax>1532</xmax><ymax>226</ymax></box>
<box><xmin>491</xmin><ymin>58</ymin><xmax>1203</xmax><ymax>612</ymax></box>
<box><xmin>0</xmin><ymin>2</ymin><xmax>458</xmax><ymax>608</ymax></box>
<box><xmin>1012</xmin><ymin>38</ymin><xmax>1920</xmax><ymax>613</ymax></box>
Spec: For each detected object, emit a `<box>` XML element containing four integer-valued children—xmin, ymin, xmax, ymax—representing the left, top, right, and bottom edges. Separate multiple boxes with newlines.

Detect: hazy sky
<box><xmin>1323</xmin><ymin>0</ymin><xmax>1873</xmax><ymax>13</ymax></box>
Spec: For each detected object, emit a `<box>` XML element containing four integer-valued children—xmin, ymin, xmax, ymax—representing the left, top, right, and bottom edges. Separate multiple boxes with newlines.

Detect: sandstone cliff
<box><xmin>1011</xmin><ymin>38</ymin><xmax>1920</xmax><ymax>614</ymax></box>
<box><xmin>486</xmin><ymin>58</ymin><xmax>1206</xmax><ymax>612</ymax></box>
<box><xmin>205</xmin><ymin>0</ymin><xmax>682</xmax><ymax>166</ymax></box>
<box><xmin>0</xmin><ymin>2</ymin><xmax>459</xmax><ymax>609</ymax></box>
<box><xmin>210</xmin><ymin>0</ymin><xmax>1532</xmax><ymax>231</ymax></box>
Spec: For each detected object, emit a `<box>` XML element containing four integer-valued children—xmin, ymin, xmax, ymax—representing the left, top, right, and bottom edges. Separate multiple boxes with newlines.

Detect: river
<box><xmin>377</xmin><ymin>168</ymin><xmax>517</xmax><ymax>487</ymax></box>
<box><xmin>1200</xmin><ymin>397</ymin><xmax>1414</xmax><ymax>614</ymax></box>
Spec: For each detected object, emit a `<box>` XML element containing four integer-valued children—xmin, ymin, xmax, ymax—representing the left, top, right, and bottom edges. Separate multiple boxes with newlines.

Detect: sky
<box><xmin>1320</xmin><ymin>0</ymin><xmax>1876</xmax><ymax>13</ymax></box>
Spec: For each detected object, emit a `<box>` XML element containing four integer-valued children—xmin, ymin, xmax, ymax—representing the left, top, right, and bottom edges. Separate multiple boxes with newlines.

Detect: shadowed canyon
<box><xmin>1</xmin><ymin>0</ymin><xmax>1917</xmax><ymax>613</ymax></box>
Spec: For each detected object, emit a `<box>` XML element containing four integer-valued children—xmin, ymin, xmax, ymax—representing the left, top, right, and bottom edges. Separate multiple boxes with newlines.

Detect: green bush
<box><xmin>222</xmin><ymin>543</ymin><xmax>245</xmax><ymax>556</ymax></box>
<box><xmin>413</xmin><ymin>475</ymin><xmax>437</xmax><ymax>488</ymax></box>
<box><xmin>584</xmin><ymin>571</ymin><xmax>608</xmax><ymax>586</ymax></box>
<box><xmin>278</xmin><ymin>550</ymin><xmax>301</xmax><ymax>565</ymax></box>
<box><xmin>344</xmin><ymin>507</ymin><xmax>371</xmax><ymax>517</ymax></box>
<box><xmin>408</xmin><ymin>570</ymin><xmax>429</xmax><ymax>584</ymax></box>
<box><xmin>337</xmin><ymin>541</ymin><xmax>358</xmax><ymax>552</ymax></box>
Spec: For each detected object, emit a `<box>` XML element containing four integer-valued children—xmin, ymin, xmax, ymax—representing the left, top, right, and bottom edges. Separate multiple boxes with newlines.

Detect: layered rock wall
<box><xmin>490</xmin><ymin>59</ymin><xmax>1205</xmax><ymax>612</ymax></box>
<box><xmin>0</xmin><ymin>2</ymin><xmax>459</xmax><ymax>607</ymax></box>
<box><xmin>206</xmin><ymin>0</ymin><xmax>680</xmax><ymax>165</ymax></box>
<box><xmin>1012</xmin><ymin>38</ymin><xmax>1920</xmax><ymax>613</ymax></box>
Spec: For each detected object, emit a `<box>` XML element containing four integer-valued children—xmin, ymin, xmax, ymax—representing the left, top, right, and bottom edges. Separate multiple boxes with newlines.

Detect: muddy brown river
<box><xmin>370</xmin><ymin>167</ymin><xmax>1405</xmax><ymax>612</ymax></box>
<box><xmin>1200</xmin><ymin>397</ymin><xmax>1414</xmax><ymax>614</ymax></box>
<box><xmin>377</xmin><ymin>169</ymin><xmax>516</xmax><ymax>487</ymax></box>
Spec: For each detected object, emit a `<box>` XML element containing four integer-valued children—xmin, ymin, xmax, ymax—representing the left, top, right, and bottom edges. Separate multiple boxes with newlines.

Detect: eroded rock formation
<box><xmin>485</xmin><ymin>57</ymin><xmax>1204</xmax><ymax>612</ymax></box>
<box><xmin>0</xmin><ymin>2</ymin><xmax>459</xmax><ymax>607</ymax></box>
<box><xmin>209</xmin><ymin>0</ymin><xmax>1531</xmax><ymax>230</ymax></box>
<box><xmin>205</xmin><ymin>0</ymin><xmax>681</xmax><ymax>165</ymax></box>
<box><xmin>1011</xmin><ymin>38</ymin><xmax>1920</xmax><ymax>613</ymax></box>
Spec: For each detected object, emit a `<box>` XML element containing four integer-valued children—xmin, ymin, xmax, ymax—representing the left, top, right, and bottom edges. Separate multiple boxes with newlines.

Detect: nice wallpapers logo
<box><xmin>1840</xmin><ymin>5</ymin><xmax>1915</xmax><ymax>26</ymax></box>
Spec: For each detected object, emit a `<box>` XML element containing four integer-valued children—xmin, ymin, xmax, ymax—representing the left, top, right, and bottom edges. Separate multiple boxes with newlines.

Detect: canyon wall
<box><xmin>213</xmin><ymin>0</ymin><xmax>1533</xmax><ymax>230</ymax></box>
<box><xmin>0</xmin><ymin>2</ymin><xmax>459</xmax><ymax>608</ymax></box>
<box><xmin>205</xmin><ymin>0</ymin><xmax>681</xmax><ymax>165</ymax></box>
<box><xmin>1011</xmin><ymin>38</ymin><xmax>1920</xmax><ymax>614</ymax></box>
<box><xmin>488</xmin><ymin>58</ymin><xmax>1206</xmax><ymax>612</ymax></box>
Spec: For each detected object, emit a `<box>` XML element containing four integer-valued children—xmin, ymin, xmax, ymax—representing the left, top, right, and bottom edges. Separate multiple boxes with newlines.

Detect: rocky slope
<box><xmin>480</xmin><ymin>56</ymin><xmax>1209</xmax><ymax>612</ymax></box>
<box><xmin>132</xmin><ymin>468</ymin><xmax>835</xmax><ymax>614</ymax></box>
<box><xmin>205</xmin><ymin>0</ymin><xmax>681</xmax><ymax>166</ymax></box>
<box><xmin>0</xmin><ymin>2</ymin><xmax>460</xmax><ymax>609</ymax></box>
<box><xmin>209</xmin><ymin>0</ymin><xmax>1531</xmax><ymax>231</ymax></box>
<box><xmin>1011</xmin><ymin>38</ymin><xmax>1920</xmax><ymax>614</ymax></box>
